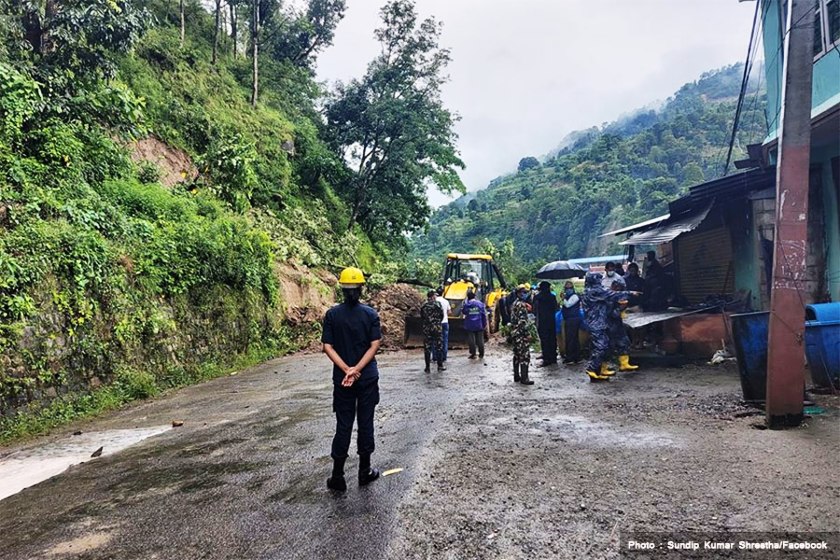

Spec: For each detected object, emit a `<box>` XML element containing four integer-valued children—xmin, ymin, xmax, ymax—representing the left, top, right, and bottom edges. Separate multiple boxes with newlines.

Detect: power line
<box><xmin>723</xmin><ymin>0</ymin><xmax>761</xmax><ymax>176</ymax></box>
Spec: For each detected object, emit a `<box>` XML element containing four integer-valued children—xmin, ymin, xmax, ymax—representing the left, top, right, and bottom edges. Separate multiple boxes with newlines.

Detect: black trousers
<box><xmin>466</xmin><ymin>330</ymin><xmax>485</xmax><ymax>357</ymax></box>
<box><xmin>564</xmin><ymin>316</ymin><xmax>582</xmax><ymax>362</ymax></box>
<box><xmin>538</xmin><ymin>325</ymin><xmax>557</xmax><ymax>364</ymax></box>
<box><xmin>331</xmin><ymin>378</ymin><xmax>379</xmax><ymax>460</ymax></box>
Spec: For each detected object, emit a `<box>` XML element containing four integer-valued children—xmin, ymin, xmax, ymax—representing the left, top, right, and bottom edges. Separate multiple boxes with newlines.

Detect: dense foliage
<box><xmin>0</xmin><ymin>0</ymin><xmax>463</xmax><ymax>428</ymax></box>
<box><xmin>411</xmin><ymin>64</ymin><xmax>767</xmax><ymax>267</ymax></box>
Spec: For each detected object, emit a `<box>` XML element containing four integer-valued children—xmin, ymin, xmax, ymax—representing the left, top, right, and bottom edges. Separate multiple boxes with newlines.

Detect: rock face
<box><xmin>367</xmin><ymin>284</ymin><xmax>425</xmax><ymax>350</ymax></box>
<box><xmin>128</xmin><ymin>136</ymin><xmax>198</xmax><ymax>188</ymax></box>
<box><xmin>0</xmin><ymin>264</ymin><xmax>338</xmax><ymax>417</ymax></box>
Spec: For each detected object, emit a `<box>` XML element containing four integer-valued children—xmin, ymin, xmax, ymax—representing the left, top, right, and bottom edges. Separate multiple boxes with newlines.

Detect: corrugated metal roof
<box><xmin>670</xmin><ymin>168</ymin><xmax>775</xmax><ymax>215</ymax></box>
<box><xmin>568</xmin><ymin>255</ymin><xmax>626</xmax><ymax>265</ymax></box>
<box><xmin>598</xmin><ymin>213</ymin><xmax>671</xmax><ymax>238</ymax></box>
<box><xmin>619</xmin><ymin>201</ymin><xmax>713</xmax><ymax>246</ymax></box>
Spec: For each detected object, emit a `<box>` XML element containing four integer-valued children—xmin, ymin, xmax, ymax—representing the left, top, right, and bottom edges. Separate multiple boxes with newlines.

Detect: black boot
<box><xmin>327</xmin><ymin>457</ymin><xmax>347</xmax><ymax>491</ymax></box>
<box><xmin>513</xmin><ymin>359</ymin><xmax>521</xmax><ymax>382</ymax></box>
<box><xmin>424</xmin><ymin>350</ymin><xmax>431</xmax><ymax>373</ymax></box>
<box><xmin>520</xmin><ymin>363</ymin><xmax>534</xmax><ymax>385</ymax></box>
<box><xmin>358</xmin><ymin>453</ymin><xmax>380</xmax><ymax>486</ymax></box>
<box><xmin>437</xmin><ymin>359</ymin><xmax>446</xmax><ymax>371</ymax></box>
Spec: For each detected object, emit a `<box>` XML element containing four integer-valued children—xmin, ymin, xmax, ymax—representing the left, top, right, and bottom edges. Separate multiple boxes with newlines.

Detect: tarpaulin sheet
<box><xmin>622</xmin><ymin>307</ymin><xmax>717</xmax><ymax>328</ymax></box>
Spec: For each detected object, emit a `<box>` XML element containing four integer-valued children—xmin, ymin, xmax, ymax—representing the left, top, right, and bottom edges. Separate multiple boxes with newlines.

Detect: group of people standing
<box><xmin>420</xmin><ymin>286</ymin><xmax>489</xmax><ymax>373</ymax></box>
<box><xmin>318</xmin><ymin>260</ymin><xmax>656</xmax><ymax>492</ymax></box>
<box><xmin>497</xmin><ymin>254</ymin><xmax>667</xmax><ymax>384</ymax></box>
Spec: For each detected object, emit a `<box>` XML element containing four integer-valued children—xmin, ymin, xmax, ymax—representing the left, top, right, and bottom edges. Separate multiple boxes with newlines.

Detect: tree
<box><xmin>212</xmin><ymin>0</ymin><xmax>222</xmax><ymax>64</ymax></box>
<box><xmin>250</xmin><ymin>0</ymin><xmax>259</xmax><ymax>106</ymax></box>
<box><xmin>179</xmin><ymin>0</ymin><xmax>185</xmax><ymax>47</ymax></box>
<box><xmin>518</xmin><ymin>156</ymin><xmax>539</xmax><ymax>172</ymax></box>
<box><xmin>13</xmin><ymin>1</ymin><xmax>148</xmax><ymax>96</ymax></box>
<box><xmin>325</xmin><ymin>0</ymin><xmax>464</xmax><ymax>240</ymax></box>
<box><xmin>267</xmin><ymin>0</ymin><xmax>346</xmax><ymax>68</ymax></box>
<box><xmin>229</xmin><ymin>0</ymin><xmax>239</xmax><ymax>57</ymax></box>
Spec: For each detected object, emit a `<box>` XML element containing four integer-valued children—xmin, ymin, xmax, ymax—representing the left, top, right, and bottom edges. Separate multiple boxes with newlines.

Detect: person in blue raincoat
<box><xmin>582</xmin><ymin>272</ymin><xmax>639</xmax><ymax>383</ymax></box>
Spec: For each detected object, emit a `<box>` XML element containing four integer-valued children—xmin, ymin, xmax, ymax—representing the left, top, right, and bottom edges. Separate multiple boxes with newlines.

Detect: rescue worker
<box><xmin>420</xmin><ymin>290</ymin><xmax>445</xmax><ymax>373</ymax></box>
<box><xmin>533</xmin><ymin>281</ymin><xmax>558</xmax><ymax>366</ymax></box>
<box><xmin>510</xmin><ymin>284</ymin><xmax>534</xmax><ymax>385</ymax></box>
<box><xmin>561</xmin><ymin>280</ymin><xmax>582</xmax><ymax>365</ymax></box>
<box><xmin>432</xmin><ymin>287</ymin><xmax>451</xmax><ymax>365</ymax></box>
<box><xmin>609</xmin><ymin>280</ymin><xmax>639</xmax><ymax>372</ymax></box>
<box><xmin>461</xmin><ymin>289</ymin><xmax>488</xmax><ymax>360</ymax></box>
<box><xmin>582</xmin><ymin>272</ymin><xmax>637</xmax><ymax>383</ymax></box>
<box><xmin>322</xmin><ymin>267</ymin><xmax>382</xmax><ymax>492</ymax></box>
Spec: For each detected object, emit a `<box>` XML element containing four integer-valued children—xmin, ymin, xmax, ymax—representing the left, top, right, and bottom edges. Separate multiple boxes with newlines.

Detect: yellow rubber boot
<box><xmin>619</xmin><ymin>355</ymin><xmax>639</xmax><ymax>371</ymax></box>
<box><xmin>587</xmin><ymin>370</ymin><xmax>607</xmax><ymax>382</ymax></box>
<box><xmin>600</xmin><ymin>363</ymin><xmax>616</xmax><ymax>377</ymax></box>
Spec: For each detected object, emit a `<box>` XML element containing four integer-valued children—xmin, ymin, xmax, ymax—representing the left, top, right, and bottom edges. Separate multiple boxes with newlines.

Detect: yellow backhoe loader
<box><xmin>404</xmin><ymin>253</ymin><xmax>508</xmax><ymax>348</ymax></box>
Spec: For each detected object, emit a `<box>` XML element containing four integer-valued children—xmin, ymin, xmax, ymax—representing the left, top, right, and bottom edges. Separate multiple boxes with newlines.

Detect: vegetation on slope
<box><xmin>411</xmin><ymin>65</ymin><xmax>767</xmax><ymax>272</ymax></box>
<box><xmin>0</xmin><ymin>0</ymin><xmax>463</xmax><ymax>436</ymax></box>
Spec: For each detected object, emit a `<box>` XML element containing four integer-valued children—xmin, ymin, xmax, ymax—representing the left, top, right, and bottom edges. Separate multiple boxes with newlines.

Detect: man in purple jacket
<box><xmin>461</xmin><ymin>289</ymin><xmax>489</xmax><ymax>360</ymax></box>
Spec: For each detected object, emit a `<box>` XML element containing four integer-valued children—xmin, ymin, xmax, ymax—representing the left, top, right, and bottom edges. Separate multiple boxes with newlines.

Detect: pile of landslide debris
<box><xmin>368</xmin><ymin>283</ymin><xmax>425</xmax><ymax>350</ymax></box>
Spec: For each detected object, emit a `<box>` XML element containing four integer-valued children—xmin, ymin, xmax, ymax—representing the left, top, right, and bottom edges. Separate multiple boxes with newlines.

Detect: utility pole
<box><xmin>765</xmin><ymin>0</ymin><xmax>815</xmax><ymax>428</ymax></box>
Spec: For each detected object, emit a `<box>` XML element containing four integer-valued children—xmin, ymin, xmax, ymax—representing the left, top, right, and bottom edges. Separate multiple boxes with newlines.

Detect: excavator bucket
<box><xmin>403</xmin><ymin>315</ymin><xmax>426</xmax><ymax>348</ymax></box>
<box><xmin>445</xmin><ymin>317</ymin><xmax>470</xmax><ymax>348</ymax></box>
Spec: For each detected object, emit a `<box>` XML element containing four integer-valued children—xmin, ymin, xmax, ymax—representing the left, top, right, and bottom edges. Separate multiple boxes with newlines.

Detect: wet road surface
<box><xmin>0</xmin><ymin>345</ymin><xmax>838</xmax><ymax>559</ymax></box>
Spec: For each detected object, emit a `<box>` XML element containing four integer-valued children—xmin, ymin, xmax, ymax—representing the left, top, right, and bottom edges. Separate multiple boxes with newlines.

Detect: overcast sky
<box><xmin>316</xmin><ymin>0</ymin><xmax>758</xmax><ymax>207</ymax></box>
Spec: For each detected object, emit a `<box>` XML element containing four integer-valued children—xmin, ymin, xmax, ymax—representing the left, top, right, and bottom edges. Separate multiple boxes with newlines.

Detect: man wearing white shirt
<box><xmin>434</xmin><ymin>287</ymin><xmax>451</xmax><ymax>365</ymax></box>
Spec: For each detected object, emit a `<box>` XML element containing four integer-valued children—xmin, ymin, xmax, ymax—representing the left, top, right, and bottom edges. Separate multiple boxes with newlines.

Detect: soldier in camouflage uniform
<box><xmin>420</xmin><ymin>290</ymin><xmax>445</xmax><ymax>373</ymax></box>
<box><xmin>510</xmin><ymin>284</ymin><xmax>534</xmax><ymax>385</ymax></box>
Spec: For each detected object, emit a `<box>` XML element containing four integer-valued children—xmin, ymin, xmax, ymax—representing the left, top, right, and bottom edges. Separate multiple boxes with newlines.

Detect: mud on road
<box><xmin>0</xmin><ymin>342</ymin><xmax>837</xmax><ymax>560</ymax></box>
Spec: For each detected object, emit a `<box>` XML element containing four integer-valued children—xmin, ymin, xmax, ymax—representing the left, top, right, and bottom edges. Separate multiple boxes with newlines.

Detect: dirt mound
<box><xmin>368</xmin><ymin>283</ymin><xmax>425</xmax><ymax>350</ymax></box>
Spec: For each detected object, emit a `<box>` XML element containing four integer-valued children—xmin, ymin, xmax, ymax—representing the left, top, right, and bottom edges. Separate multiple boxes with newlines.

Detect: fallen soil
<box><xmin>368</xmin><ymin>283</ymin><xmax>425</xmax><ymax>350</ymax></box>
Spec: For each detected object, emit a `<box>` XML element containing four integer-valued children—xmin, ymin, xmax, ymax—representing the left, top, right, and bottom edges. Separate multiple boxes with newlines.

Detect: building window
<box><xmin>814</xmin><ymin>0</ymin><xmax>840</xmax><ymax>59</ymax></box>
<box><xmin>815</xmin><ymin>4</ymin><xmax>824</xmax><ymax>57</ymax></box>
<box><xmin>828</xmin><ymin>0</ymin><xmax>840</xmax><ymax>45</ymax></box>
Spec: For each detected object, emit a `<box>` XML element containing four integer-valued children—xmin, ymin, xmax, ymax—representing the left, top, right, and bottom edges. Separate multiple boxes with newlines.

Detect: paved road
<box><xmin>0</xmin><ymin>349</ymin><xmax>482</xmax><ymax>560</ymax></box>
<box><xmin>1</xmin><ymin>345</ymin><xmax>838</xmax><ymax>559</ymax></box>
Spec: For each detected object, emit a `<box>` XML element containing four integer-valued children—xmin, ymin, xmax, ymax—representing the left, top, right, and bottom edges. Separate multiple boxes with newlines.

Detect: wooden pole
<box><xmin>765</xmin><ymin>0</ymin><xmax>815</xmax><ymax>428</ymax></box>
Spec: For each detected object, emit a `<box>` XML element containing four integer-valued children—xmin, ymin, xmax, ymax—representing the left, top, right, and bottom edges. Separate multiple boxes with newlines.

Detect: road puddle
<box><xmin>490</xmin><ymin>414</ymin><xmax>681</xmax><ymax>449</ymax></box>
<box><xmin>0</xmin><ymin>426</ymin><xmax>170</xmax><ymax>502</ymax></box>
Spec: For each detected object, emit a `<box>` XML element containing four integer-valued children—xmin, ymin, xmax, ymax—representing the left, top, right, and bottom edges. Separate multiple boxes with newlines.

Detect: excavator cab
<box><xmin>405</xmin><ymin>254</ymin><xmax>507</xmax><ymax>348</ymax></box>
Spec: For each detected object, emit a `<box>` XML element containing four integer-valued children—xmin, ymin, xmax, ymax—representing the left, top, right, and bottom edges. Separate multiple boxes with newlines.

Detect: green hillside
<box><xmin>411</xmin><ymin>64</ymin><xmax>767</xmax><ymax>271</ymax></box>
<box><xmin>0</xmin><ymin>0</ymin><xmax>463</xmax><ymax>436</ymax></box>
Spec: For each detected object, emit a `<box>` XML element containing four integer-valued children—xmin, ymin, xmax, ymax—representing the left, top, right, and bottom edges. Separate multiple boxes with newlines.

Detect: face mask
<box><xmin>519</xmin><ymin>293</ymin><xmax>528</xmax><ymax>301</ymax></box>
<box><xmin>343</xmin><ymin>288</ymin><xmax>361</xmax><ymax>304</ymax></box>
<box><xmin>606</xmin><ymin>271</ymin><xmax>615</xmax><ymax>277</ymax></box>
<box><xmin>565</xmin><ymin>289</ymin><xmax>575</xmax><ymax>297</ymax></box>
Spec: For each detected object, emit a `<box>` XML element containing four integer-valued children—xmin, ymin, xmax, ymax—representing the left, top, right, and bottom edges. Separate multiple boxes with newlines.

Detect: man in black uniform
<box><xmin>322</xmin><ymin>267</ymin><xmax>382</xmax><ymax>492</ymax></box>
<box><xmin>533</xmin><ymin>281</ymin><xmax>558</xmax><ymax>366</ymax></box>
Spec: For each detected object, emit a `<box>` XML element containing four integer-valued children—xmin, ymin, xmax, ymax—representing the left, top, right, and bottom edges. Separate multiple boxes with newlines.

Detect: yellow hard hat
<box><xmin>517</xmin><ymin>283</ymin><xmax>530</xmax><ymax>292</ymax></box>
<box><xmin>338</xmin><ymin>267</ymin><xmax>366</xmax><ymax>288</ymax></box>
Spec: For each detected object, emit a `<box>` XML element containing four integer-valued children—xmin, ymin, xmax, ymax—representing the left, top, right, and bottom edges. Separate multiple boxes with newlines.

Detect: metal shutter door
<box><xmin>677</xmin><ymin>227</ymin><xmax>735</xmax><ymax>304</ymax></box>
